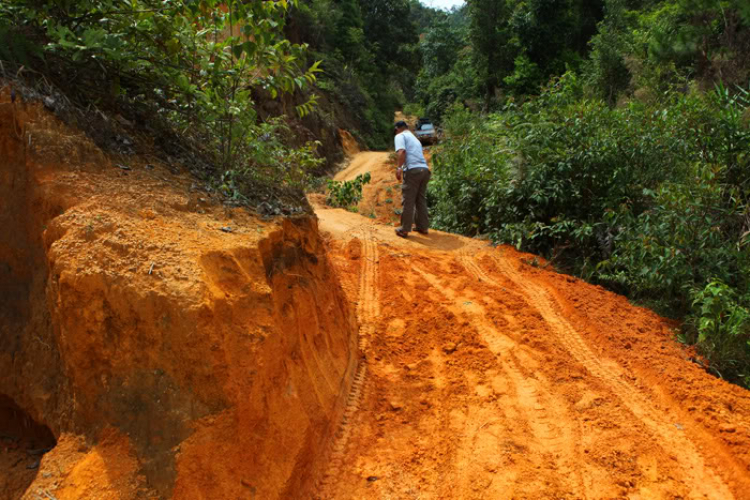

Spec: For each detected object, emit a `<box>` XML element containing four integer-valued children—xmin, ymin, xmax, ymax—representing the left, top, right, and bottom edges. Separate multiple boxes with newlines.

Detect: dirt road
<box><xmin>312</xmin><ymin>152</ymin><xmax>750</xmax><ymax>499</ymax></box>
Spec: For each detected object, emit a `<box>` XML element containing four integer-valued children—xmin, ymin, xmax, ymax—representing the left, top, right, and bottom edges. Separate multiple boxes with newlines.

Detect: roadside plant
<box><xmin>688</xmin><ymin>281</ymin><xmax>750</xmax><ymax>387</ymax></box>
<box><xmin>326</xmin><ymin>172</ymin><xmax>371</xmax><ymax>208</ymax></box>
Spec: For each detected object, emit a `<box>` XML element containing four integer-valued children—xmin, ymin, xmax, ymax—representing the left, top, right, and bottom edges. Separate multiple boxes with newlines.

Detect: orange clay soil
<box><xmin>311</xmin><ymin>151</ymin><xmax>750</xmax><ymax>499</ymax></box>
<box><xmin>0</xmin><ymin>87</ymin><xmax>358</xmax><ymax>499</ymax></box>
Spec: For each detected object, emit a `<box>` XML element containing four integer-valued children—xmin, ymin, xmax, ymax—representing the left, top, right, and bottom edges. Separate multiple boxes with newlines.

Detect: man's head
<box><xmin>394</xmin><ymin>120</ymin><xmax>408</xmax><ymax>134</ymax></box>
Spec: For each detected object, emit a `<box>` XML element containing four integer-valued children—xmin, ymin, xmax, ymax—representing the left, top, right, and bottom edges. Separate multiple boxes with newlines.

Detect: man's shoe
<box><xmin>395</xmin><ymin>228</ymin><xmax>408</xmax><ymax>238</ymax></box>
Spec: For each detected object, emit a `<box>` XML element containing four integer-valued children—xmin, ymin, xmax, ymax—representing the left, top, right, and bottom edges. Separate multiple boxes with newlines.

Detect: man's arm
<box><xmin>395</xmin><ymin>148</ymin><xmax>406</xmax><ymax>181</ymax></box>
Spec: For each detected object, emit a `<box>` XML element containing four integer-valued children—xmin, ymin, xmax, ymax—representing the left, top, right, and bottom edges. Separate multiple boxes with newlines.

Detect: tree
<box><xmin>421</xmin><ymin>15</ymin><xmax>463</xmax><ymax>79</ymax></box>
<box><xmin>360</xmin><ymin>0</ymin><xmax>419</xmax><ymax>72</ymax></box>
<box><xmin>467</xmin><ymin>0</ymin><xmax>514</xmax><ymax>110</ymax></box>
<box><xmin>333</xmin><ymin>0</ymin><xmax>364</xmax><ymax>63</ymax></box>
<box><xmin>510</xmin><ymin>0</ymin><xmax>604</xmax><ymax>77</ymax></box>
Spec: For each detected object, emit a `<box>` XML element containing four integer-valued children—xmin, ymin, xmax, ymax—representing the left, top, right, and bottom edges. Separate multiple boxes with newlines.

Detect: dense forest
<box><xmin>1</xmin><ymin>0</ymin><xmax>749</xmax><ymax>387</ymax></box>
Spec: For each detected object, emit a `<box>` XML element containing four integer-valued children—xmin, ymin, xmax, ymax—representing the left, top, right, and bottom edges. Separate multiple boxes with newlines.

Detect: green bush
<box><xmin>687</xmin><ymin>280</ymin><xmax>750</xmax><ymax>386</ymax></box>
<box><xmin>597</xmin><ymin>166</ymin><xmax>749</xmax><ymax>307</ymax></box>
<box><xmin>326</xmin><ymin>172</ymin><xmax>371</xmax><ymax>208</ymax></box>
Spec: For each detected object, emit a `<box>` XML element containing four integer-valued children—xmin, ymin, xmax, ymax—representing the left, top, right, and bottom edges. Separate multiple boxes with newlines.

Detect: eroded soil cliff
<box><xmin>0</xmin><ymin>87</ymin><xmax>359</xmax><ymax>499</ymax></box>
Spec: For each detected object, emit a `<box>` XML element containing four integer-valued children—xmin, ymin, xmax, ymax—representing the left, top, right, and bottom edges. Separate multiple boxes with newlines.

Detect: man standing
<box><xmin>393</xmin><ymin>120</ymin><xmax>431</xmax><ymax>238</ymax></box>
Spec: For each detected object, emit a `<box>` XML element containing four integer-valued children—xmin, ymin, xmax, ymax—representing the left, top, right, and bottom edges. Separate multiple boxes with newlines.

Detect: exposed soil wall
<box><xmin>0</xmin><ymin>87</ymin><xmax>359</xmax><ymax>498</ymax></box>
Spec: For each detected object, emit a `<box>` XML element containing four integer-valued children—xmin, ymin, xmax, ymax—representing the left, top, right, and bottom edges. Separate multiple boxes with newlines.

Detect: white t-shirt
<box><xmin>394</xmin><ymin>131</ymin><xmax>429</xmax><ymax>171</ymax></box>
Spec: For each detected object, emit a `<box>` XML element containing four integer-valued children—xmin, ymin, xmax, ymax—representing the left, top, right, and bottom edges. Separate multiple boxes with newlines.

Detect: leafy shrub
<box><xmin>428</xmin><ymin>104</ymin><xmax>511</xmax><ymax>234</ymax></box>
<box><xmin>326</xmin><ymin>172</ymin><xmax>371</xmax><ymax>208</ymax></box>
<box><xmin>687</xmin><ymin>281</ymin><xmax>750</xmax><ymax>386</ymax></box>
<box><xmin>597</xmin><ymin>166</ymin><xmax>749</xmax><ymax>306</ymax></box>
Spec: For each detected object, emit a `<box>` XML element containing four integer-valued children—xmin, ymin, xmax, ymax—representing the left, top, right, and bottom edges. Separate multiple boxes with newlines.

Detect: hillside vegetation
<box><xmin>414</xmin><ymin>0</ymin><xmax>750</xmax><ymax>387</ymax></box>
<box><xmin>0</xmin><ymin>0</ymin><xmax>424</xmax><ymax>208</ymax></box>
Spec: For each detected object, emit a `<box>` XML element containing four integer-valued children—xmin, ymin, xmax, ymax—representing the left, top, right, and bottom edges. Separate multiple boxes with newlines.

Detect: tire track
<box><xmin>458</xmin><ymin>248</ymin><xmax>583</xmax><ymax>480</ymax></box>
<box><xmin>315</xmin><ymin>229</ymin><xmax>379</xmax><ymax>498</ymax></box>
<box><xmin>414</xmin><ymin>261</ymin><xmax>585</xmax><ymax>495</ymax></box>
<box><xmin>356</xmin><ymin>228</ymin><xmax>380</xmax><ymax>354</ymax></box>
<box><xmin>484</xmin><ymin>249</ymin><xmax>736</xmax><ymax>499</ymax></box>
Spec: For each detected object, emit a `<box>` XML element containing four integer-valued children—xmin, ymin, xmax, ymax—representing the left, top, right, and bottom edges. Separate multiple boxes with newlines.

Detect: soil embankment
<box><xmin>312</xmin><ymin>151</ymin><xmax>750</xmax><ymax>499</ymax></box>
<box><xmin>0</xmin><ymin>87</ymin><xmax>359</xmax><ymax>499</ymax></box>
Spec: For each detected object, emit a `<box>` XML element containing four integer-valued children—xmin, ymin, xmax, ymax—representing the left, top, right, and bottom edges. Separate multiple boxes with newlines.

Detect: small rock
<box><xmin>43</xmin><ymin>96</ymin><xmax>56</xmax><ymax>110</ymax></box>
<box><xmin>115</xmin><ymin>163</ymin><xmax>131</xmax><ymax>171</ymax></box>
<box><xmin>389</xmin><ymin>400</ymin><xmax>403</xmax><ymax>411</ymax></box>
<box><xmin>405</xmin><ymin>363</ymin><xmax>418</xmax><ymax>371</ymax></box>
<box><xmin>719</xmin><ymin>424</ymin><xmax>736</xmax><ymax>433</ymax></box>
<box><xmin>366</xmin><ymin>476</ymin><xmax>379</xmax><ymax>482</ymax></box>
<box><xmin>220</xmin><ymin>226</ymin><xmax>233</xmax><ymax>233</ymax></box>
<box><xmin>27</xmin><ymin>460</ymin><xmax>40</xmax><ymax>470</ymax></box>
<box><xmin>443</xmin><ymin>342</ymin><xmax>457</xmax><ymax>354</ymax></box>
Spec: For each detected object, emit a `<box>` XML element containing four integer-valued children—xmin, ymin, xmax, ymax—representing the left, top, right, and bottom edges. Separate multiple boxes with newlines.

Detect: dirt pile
<box><xmin>339</xmin><ymin>129</ymin><xmax>361</xmax><ymax>157</ymax></box>
<box><xmin>0</xmin><ymin>87</ymin><xmax>359</xmax><ymax>498</ymax></box>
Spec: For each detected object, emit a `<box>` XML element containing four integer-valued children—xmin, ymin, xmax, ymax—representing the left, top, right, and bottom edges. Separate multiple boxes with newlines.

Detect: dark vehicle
<box><xmin>415</xmin><ymin>120</ymin><xmax>437</xmax><ymax>145</ymax></box>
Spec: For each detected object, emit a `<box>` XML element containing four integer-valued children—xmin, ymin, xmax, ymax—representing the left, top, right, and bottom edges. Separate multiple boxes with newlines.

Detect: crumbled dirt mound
<box><xmin>312</xmin><ymin>152</ymin><xmax>750</xmax><ymax>499</ymax></box>
<box><xmin>0</xmin><ymin>86</ymin><xmax>358</xmax><ymax>498</ymax></box>
<box><xmin>339</xmin><ymin>129</ymin><xmax>361</xmax><ymax>157</ymax></box>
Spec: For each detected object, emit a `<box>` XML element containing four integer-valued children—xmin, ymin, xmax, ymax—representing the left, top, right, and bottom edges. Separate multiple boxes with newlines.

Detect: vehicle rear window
<box><xmin>421</xmin><ymin>124</ymin><xmax>434</xmax><ymax>131</ymax></box>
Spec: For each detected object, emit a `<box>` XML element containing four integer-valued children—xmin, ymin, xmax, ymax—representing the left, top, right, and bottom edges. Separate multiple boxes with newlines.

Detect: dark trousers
<box><xmin>400</xmin><ymin>168</ymin><xmax>431</xmax><ymax>233</ymax></box>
